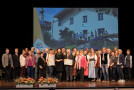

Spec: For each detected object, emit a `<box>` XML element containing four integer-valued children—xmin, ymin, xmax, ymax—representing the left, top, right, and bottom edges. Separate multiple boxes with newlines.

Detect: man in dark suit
<box><xmin>12</xmin><ymin>48</ymin><xmax>20</xmax><ymax>80</ymax></box>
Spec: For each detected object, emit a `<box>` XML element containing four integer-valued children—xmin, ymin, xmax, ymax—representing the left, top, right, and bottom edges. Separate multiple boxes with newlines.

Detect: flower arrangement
<box><xmin>38</xmin><ymin>77</ymin><xmax>58</xmax><ymax>85</ymax></box>
<box><xmin>15</xmin><ymin>77</ymin><xmax>36</xmax><ymax>85</ymax></box>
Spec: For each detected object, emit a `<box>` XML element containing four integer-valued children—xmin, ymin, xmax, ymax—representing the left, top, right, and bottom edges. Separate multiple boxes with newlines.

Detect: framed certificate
<box><xmin>64</xmin><ymin>59</ymin><xmax>73</xmax><ymax>65</ymax></box>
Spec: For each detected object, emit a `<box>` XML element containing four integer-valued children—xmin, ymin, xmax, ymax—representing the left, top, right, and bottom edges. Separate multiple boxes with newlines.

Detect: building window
<box><xmin>70</xmin><ymin>18</ymin><xmax>73</xmax><ymax>25</ymax></box>
<box><xmin>98</xmin><ymin>13</ymin><xmax>103</xmax><ymax>21</ymax></box>
<box><xmin>83</xmin><ymin>30</ymin><xmax>87</xmax><ymax>34</ymax></box>
<box><xmin>83</xmin><ymin>16</ymin><xmax>87</xmax><ymax>23</ymax></box>
<box><xmin>58</xmin><ymin>21</ymin><xmax>61</xmax><ymax>26</ymax></box>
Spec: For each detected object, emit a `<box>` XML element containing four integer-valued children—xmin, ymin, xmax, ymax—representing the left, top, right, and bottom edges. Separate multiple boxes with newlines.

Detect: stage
<box><xmin>0</xmin><ymin>80</ymin><xmax>134</xmax><ymax>89</ymax></box>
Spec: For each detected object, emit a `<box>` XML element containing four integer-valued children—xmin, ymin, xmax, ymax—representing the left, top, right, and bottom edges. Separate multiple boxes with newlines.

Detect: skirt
<box><xmin>88</xmin><ymin>61</ymin><xmax>97</xmax><ymax>78</ymax></box>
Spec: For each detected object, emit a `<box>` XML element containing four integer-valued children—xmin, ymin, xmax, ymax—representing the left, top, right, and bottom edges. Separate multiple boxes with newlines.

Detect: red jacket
<box><xmin>25</xmin><ymin>55</ymin><xmax>36</xmax><ymax>67</ymax></box>
<box><xmin>81</xmin><ymin>56</ymin><xmax>87</xmax><ymax>69</ymax></box>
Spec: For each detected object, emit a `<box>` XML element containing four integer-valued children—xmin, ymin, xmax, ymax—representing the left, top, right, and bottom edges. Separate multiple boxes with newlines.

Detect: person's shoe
<box><xmin>102</xmin><ymin>80</ymin><xmax>107</xmax><ymax>82</ymax></box>
<box><xmin>111</xmin><ymin>79</ymin><xmax>115</xmax><ymax>82</ymax></box>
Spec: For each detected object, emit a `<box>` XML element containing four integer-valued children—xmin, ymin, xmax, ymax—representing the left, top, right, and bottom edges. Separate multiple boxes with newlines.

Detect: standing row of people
<box><xmin>1</xmin><ymin>47</ymin><xmax>132</xmax><ymax>83</ymax></box>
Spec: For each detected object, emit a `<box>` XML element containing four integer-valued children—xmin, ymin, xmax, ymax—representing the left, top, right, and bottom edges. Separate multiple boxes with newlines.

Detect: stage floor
<box><xmin>0</xmin><ymin>80</ymin><xmax>134</xmax><ymax>88</ymax></box>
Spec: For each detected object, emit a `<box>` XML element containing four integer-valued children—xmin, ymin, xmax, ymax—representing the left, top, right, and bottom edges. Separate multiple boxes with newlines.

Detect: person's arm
<box><xmin>2</xmin><ymin>54</ymin><xmax>5</xmax><ymax>68</ymax></box>
<box><xmin>130</xmin><ymin>55</ymin><xmax>132</xmax><ymax>68</ymax></box>
<box><xmin>94</xmin><ymin>55</ymin><xmax>97</xmax><ymax>67</ymax></box>
<box><xmin>25</xmin><ymin>57</ymin><xmax>28</xmax><ymax>68</ymax></box>
<box><xmin>107</xmin><ymin>54</ymin><xmax>110</xmax><ymax>68</ymax></box>
<box><xmin>121</xmin><ymin>54</ymin><xmax>124</xmax><ymax>68</ymax></box>
<box><xmin>124</xmin><ymin>56</ymin><xmax>126</xmax><ymax>66</ymax></box>
<box><xmin>100</xmin><ymin>55</ymin><xmax>101</xmax><ymax>68</ymax></box>
<box><xmin>20</xmin><ymin>55</ymin><xmax>22</xmax><ymax>67</ymax></box>
<box><xmin>10</xmin><ymin>54</ymin><xmax>14</xmax><ymax>68</ymax></box>
<box><xmin>33</xmin><ymin>56</ymin><xmax>36</xmax><ymax>67</ymax></box>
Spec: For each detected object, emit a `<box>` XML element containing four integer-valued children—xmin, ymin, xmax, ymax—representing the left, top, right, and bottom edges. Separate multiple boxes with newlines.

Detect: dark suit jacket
<box><xmin>12</xmin><ymin>54</ymin><xmax>20</xmax><ymax>67</ymax></box>
<box><xmin>119</xmin><ymin>54</ymin><xmax>124</xmax><ymax>66</ymax></box>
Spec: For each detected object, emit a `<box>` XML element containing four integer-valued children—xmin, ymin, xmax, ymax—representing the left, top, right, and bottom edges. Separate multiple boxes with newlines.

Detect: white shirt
<box><xmin>20</xmin><ymin>54</ymin><xmax>26</xmax><ymax>66</ymax></box>
<box><xmin>100</xmin><ymin>53</ymin><xmax>110</xmax><ymax>67</ymax></box>
<box><xmin>46</xmin><ymin>54</ymin><xmax>55</xmax><ymax>66</ymax></box>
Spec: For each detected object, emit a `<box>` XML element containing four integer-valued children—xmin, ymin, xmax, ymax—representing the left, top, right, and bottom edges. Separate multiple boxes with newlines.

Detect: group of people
<box><xmin>1</xmin><ymin>47</ymin><xmax>132</xmax><ymax>83</ymax></box>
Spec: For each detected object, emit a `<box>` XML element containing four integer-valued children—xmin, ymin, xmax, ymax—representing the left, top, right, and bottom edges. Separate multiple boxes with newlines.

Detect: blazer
<box><xmin>2</xmin><ymin>53</ymin><xmax>13</xmax><ymax>67</ymax></box>
<box><xmin>12</xmin><ymin>54</ymin><xmax>20</xmax><ymax>67</ymax></box>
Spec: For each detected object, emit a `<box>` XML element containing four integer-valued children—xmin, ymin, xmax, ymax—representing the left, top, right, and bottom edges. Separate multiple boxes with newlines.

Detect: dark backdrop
<box><xmin>0</xmin><ymin>0</ymin><xmax>134</xmax><ymax>77</ymax></box>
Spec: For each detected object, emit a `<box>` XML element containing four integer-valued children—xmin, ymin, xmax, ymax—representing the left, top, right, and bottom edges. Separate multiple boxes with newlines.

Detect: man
<box><xmin>35</xmin><ymin>49</ymin><xmax>40</xmax><ymax>80</ymax></box>
<box><xmin>31</xmin><ymin>47</ymin><xmax>35</xmax><ymax>55</ymax></box>
<box><xmin>2</xmin><ymin>48</ymin><xmax>13</xmax><ymax>82</ymax></box>
<box><xmin>12</xmin><ymin>48</ymin><xmax>20</xmax><ymax>80</ymax></box>
<box><xmin>117</xmin><ymin>49</ymin><xmax>125</xmax><ymax>82</ymax></box>
<box><xmin>124</xmin><ymin>49</ymin><xmax>132</xmax><ymax>81</ymax></box>
<box><xmin>100</xmin><ymin>47</ymin><xmax>110</xmax><ymax>82</ymax></box>
<box><xmin>65</xmin><ymin>49</ymin><xmax>74</xmax><ymax>81</ymax></box>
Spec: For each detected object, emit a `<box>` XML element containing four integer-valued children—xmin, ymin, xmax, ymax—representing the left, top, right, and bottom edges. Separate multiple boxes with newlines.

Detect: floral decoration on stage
<box><xmin>38</xmin><ymin>77</ymin><xmax>59</xmax><ymax>85</ymax></box>
<box><xmin>15</xmin><ymin>77</ymin><xmax>36</xmax><ymax>85</ymax></box>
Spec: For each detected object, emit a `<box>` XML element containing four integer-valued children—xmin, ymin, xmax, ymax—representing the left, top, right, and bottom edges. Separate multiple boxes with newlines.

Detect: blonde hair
<box><xmin>80</xmin><ymin>50</ymin><xmax>83</xmax><ymax>53</ymax></box>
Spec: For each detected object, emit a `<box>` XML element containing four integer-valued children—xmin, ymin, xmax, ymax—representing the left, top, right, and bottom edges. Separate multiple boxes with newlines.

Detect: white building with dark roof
<box><xmin>51</xmin><ymin>8</ymin><xmax>118</xmax><ymax>40</ymax></box>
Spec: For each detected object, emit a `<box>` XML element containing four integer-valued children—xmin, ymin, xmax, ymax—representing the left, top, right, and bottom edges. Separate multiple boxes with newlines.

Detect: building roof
<box><xmin>54</xmin><ymin>8</ymin><xmax>75</xmax><ymax>18</ymax></box>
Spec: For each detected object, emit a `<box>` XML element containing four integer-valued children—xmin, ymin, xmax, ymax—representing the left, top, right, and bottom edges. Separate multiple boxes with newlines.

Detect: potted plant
<box><xmin>15</xmin><ymin>77</ymin><xmax>36</xmax><ymax>88</ymax></box>
<box><xmin>38</xmin><ymin>77</ymin><xmax>58</xmax><ymax>88</ymax></box>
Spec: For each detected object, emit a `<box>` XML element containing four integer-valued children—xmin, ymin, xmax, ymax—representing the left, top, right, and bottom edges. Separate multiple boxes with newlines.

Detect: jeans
<box><xmin>125</xmin><ymin>67</ymin><xmax>131</xmax><ymax>80</ymax></box>
<box><xmin>97</xmin><ymin>67</ymin><xmax>102</xmax><ymax>80</ymax></box>
<box><xmin>65</xmin><ymin>66</ymin><xmax>73</xmax><ymax>81</ymax></box>
<box><xmin>101</xmin><ymin>64</ymin><xmax>109</xmax><ymax>81</ymax></box>
<box><xmin>27</xmin><ymin>66</ymin><xmax>34</xmax><ymax>78</ymax></box>
<box><xmin>48</xmin><ymin>66</ymin><xmax>55</xmax><ymax>77</ymax></box>
<box><xmin>35</xmin><ymin>64</ymin><xmax>39</xmax><ymax>79</ymax></box>
<box><xmin>112</xmin><ymin>67</ymin><xmax>117</xmax><ymax>80</ymax></box>
<box><xmin>117</xmin><ymin>65</ymin><xmax>124</xmax><ymax>80</ymax></box>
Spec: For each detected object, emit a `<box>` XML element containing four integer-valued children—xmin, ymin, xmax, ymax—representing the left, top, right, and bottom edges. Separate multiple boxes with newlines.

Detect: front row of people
<box><xmin>1</xmin><ymin>47</ymin><xmax>132</xmax><ymax>83</ymax></box>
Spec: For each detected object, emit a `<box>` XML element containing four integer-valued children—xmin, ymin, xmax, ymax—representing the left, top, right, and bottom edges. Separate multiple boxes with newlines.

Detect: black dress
<box><xmin>55</xmin><ymin>53</ymin><xmax>64</xmax><ymax>72</ymax></box>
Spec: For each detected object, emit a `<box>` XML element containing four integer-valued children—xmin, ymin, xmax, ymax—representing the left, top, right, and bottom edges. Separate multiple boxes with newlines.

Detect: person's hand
<box><xmin>33</xmin><ymin>65</ymin><xmax>35</xmax><ymax>68</ymax></box>
<box><xmin>3</xmin><ymin>66</ymin><xmax>6</xmax><ymax>68</ymax></box>
<box><xmin>130</xmin><ymin>66</ymin><xmax>132</xmax><ymax>68</ymax></box>
<box><xmin>100</xmin><ymin>66</ymin><xmax>101</xmax><ymax>68</ymax></box>
<box><xmin>25</xmin><ymin>66</ymin><xmax>27</xmax><ymax>68</ymax></box>
<box><xmin>40</xmin><ymin>66</ymin><xmax>43</xmax><ymax>69</ymax></box>
<box><xmin>108</xmin><ymin>65</ymin><xmax>109</xmax><ymax>68</ymax></box>
<box><xmin>21</xmin><ymin>65</ymin><xmax>22</xmax><ymax>68</ymax></box>
<box><xmin>94</xmin><ymin>64</ymin><xmax>96</xmax><ymax>67</ymax></box>
<box><xmin>121</xmin><ymin>66</ymin><xmax>123</xmax><ymax>68</ymax></box>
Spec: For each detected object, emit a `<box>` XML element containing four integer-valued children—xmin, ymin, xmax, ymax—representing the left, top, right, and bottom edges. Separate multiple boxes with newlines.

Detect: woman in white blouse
<box><xmin>20</xmin><ymin>49</ymin><xmax>26</xmax><ymax>77</ymax></box>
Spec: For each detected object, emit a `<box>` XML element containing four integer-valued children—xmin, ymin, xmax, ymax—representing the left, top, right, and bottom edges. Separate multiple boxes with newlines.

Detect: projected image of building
<box><xmin>34</xmin><ymin>8</ymin><xmax>118</xmax><ymax>50</ymax></box>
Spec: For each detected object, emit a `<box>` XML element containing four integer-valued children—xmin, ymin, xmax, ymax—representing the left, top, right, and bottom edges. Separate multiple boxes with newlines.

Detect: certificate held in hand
<box><xmin>64</xmin><ymin>59</ymin><xmax>73</xmax><ymax>65</ymax></box>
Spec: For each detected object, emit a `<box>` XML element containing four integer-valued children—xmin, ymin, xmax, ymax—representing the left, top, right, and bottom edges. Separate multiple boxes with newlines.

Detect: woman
<box><xmin>38</xmin><ymin>52</ymin><xmax>46</xmax><ymax>78</ymax></box>
<box><xmin>75</xmin><ymin>50</ymin><xmax>87</xmax><ymax>81</ymax></box>
<box><xmin>96</xmin><ymin>50</ymin><xmax>102</xmax><ymax>81</ymax></box>
<box><xmin>20</xmin><ymin>49</ymin><xmax>26</xmax><ymax>77</ymax></box>
<box><xmin>25</xmin><ymin>51</ymin><xmax>36</xmax><ymax>78</ymax></box>
<box><xmin>46</xmin><ymin>49</ymin><xmax>55</xmax><ymax>77</ymax></box>
<box><xmin>87</xmin><ymin>51</ymin><xmax>97</xmax><ymax>82</ymax></box>
<box><xmin>83</xmin><ymin>50</ymin><xmax>88</xmax><ymax>81</ymax></box>
<box><xmin>110</xmin><ymin>51</ymin><xmax>117</xmax><ymax>81</ymax></box>
<box><xmin>72</xmin><ymin>51</ymin><xmax>76</xmax><ymax>81</ymax></box>
<box><xmin>55</xmin><ymin>48</ymin><xmax>64</xmax><ymax>81</ymax></box>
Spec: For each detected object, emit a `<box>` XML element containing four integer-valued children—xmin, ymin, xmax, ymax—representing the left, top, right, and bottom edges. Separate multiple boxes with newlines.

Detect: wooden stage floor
<box><xmin>0</xmin><ymin>80</ymin><xmax>134</xmax><ymax>88</ymax></box>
